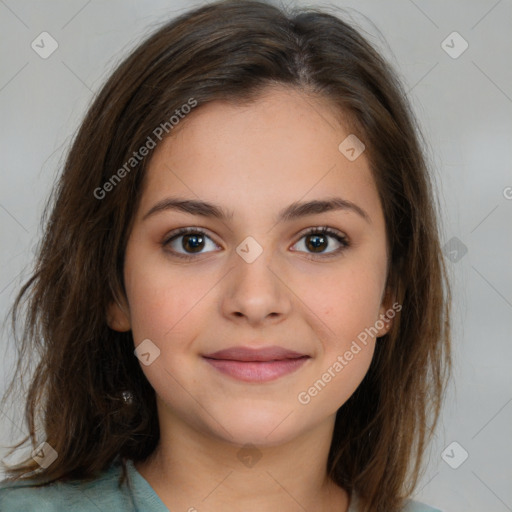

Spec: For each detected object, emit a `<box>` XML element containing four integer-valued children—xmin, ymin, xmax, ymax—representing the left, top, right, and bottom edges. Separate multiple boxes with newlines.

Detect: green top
<box><xmin>0</xmin><ymin>458</ymin><xmax>442</xmax><ymax>511</ymax></box>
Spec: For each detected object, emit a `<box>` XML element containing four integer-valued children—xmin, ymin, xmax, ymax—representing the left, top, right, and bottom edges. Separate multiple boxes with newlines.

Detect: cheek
<box><xmin>125</xmin><ymin>267</ymin><xmax>209</xmax><ymax>398</ymax></box>
<box><xmin>296</xmin><ymin>260</ymin><xmax>386</xmax><ymax>346</ymax></box>
<box><xmin>298</xmin><ymin>342</ymin><xmax>375</xmax><ymax>417</ymax></box>
<box><xmin>123</xmin><ymin>249</ymin><xmax>207</xmax><ymax>344</ymax></box>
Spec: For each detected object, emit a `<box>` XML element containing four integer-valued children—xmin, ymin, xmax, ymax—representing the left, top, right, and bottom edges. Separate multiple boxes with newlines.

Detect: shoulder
<box><xmin>0</xmin><ymin>460</ymin><xmax>134</xmax><ymax>512</ymax></box>
<box><xmin>402</xmin><ymin>498</ymin><xmax>443</xmax><ymax>512</ymax></box>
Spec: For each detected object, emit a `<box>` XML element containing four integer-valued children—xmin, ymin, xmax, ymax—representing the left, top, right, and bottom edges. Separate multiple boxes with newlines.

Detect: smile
<box><xmin>202</xmin><ymin>346</ymin><xmax>310</xmax><ymax>383</ymax></box>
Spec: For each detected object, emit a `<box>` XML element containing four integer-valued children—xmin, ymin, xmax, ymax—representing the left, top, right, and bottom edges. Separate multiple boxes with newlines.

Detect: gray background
<box><xmin>1</xmin><ymin>1</ymin><xmax>511</xmax><ymax>510</ymax></box>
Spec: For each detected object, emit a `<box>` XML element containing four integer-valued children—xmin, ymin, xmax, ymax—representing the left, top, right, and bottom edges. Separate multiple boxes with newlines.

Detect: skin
<box><xmin>108</xmin><ymin>85</ymin><xmax>393</xmax><ymax>512</ymax></box>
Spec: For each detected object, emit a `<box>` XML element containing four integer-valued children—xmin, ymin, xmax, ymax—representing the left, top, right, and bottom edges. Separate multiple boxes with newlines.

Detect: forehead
<box><xmin>138</xmin><ymin>86</ymin><xmax>381</xmax><ymax>225</ymax></box>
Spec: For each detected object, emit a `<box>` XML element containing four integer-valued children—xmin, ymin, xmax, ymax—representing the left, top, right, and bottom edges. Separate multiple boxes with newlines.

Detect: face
<box><xmin>109</xmin><ymin>86</ymin><xmax>393</xmax><ymax>447</ymax></box>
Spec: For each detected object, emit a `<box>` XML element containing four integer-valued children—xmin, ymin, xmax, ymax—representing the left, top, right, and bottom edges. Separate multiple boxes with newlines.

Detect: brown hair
<box><xmin>0</xmin><ymin>1</ymin><xmax>451</xmax><ymax>510</ymax></box>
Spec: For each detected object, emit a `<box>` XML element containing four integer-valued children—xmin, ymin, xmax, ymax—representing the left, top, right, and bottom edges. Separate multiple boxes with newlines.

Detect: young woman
<box><xmin>0</xmin><ymin>1</ymin><xmax>451</xmax><ymax>510</ymax></box>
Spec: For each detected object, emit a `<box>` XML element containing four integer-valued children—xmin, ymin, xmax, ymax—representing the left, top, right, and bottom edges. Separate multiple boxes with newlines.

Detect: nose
<box><xmin>220</xmin><ymin>244</ymin><xmax>292</xmax><ymax>327</ymax></box>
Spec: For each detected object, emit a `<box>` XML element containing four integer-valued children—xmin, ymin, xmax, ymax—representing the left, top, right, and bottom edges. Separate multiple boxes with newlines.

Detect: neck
<box><xmin>134</xmin><ymin>410</ymin><xmax>350</xmax><ymax>511</ymax></box>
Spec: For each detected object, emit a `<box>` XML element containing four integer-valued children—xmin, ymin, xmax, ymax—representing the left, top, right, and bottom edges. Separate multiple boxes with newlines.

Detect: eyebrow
<box><xmin>142</xmin><ymin>196</ymin><xmax>371</xmax><ymax>224</ymax></box>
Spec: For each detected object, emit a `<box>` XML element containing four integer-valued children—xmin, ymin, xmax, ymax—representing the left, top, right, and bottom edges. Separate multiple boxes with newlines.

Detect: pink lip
<box><xmin>202</xmin><ymin>346</ymin><xmax>310</xmax><ymax>382</ymax></box>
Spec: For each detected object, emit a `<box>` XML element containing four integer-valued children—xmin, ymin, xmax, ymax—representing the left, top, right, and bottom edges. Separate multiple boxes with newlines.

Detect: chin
<box><xmin>205</xmin><ymin>400</ymin><xmax>305</xmax><ymax>447</ymax></box>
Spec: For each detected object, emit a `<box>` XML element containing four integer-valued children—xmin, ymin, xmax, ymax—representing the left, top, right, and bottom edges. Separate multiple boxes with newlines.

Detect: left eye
<box><xmin>291</xmin><ymin>227</ymin><xmax>349</xmax><ymax>257</ymax></box>
<box><xmin>163</xmin><ymin>226</ymin><xmax>349</xmax><ymax>260</ymax></box>
<box><xmin>163</xmin><ymin>228</ymin><xmax>219</xmax><ymax>258</ymax></box>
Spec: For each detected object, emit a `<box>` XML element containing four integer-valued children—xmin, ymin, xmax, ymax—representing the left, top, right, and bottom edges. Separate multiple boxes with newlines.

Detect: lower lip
<box><xmin>203</xmin><ymin>357</ymin><xmax>309</xmax><ymax>382</ymax></box>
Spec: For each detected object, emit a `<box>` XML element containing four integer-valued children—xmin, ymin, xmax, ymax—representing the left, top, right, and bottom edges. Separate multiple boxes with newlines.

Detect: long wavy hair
<box><xmin>0</xmin><ymin>1</ymin><xmax>451</xmax><ymax>511</ymax></box>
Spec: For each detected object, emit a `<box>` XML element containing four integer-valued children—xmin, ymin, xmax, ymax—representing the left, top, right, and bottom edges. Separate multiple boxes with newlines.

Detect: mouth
<box><xmin>202</xmin><ymin>346</ymin><xmax>310</xmax><ymax>382</ymax></box>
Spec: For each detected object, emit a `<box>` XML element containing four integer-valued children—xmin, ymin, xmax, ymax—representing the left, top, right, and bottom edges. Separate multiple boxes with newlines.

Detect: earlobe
<box><xmin>376</xmin><ymin>288</ymin><xmax>395</xmax><ymax>337</ymax></box>
<box><xmin>376</xmin><ymin>313</ymin><xmax>392</xmax><ymax>337</ymax></box>
<box><xmin>107</xmin><ymin>297</ymin><xmax>131</xmax><ymax>332</ymax></box>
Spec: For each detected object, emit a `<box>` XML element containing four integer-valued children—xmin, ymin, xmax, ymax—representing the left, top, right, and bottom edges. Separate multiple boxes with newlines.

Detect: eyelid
<box><xmin>162</xmin><ymin>225</ymin><xmax>350</xmax><ymax>260</ymax></box>
<box><xmin>290</xmin><ymin>226</ymin><xmax>350</xmax><ymax>257</ymax></box>
<box><xmin>162</xmin><ymin>226</ymin><xmax>221</xmax><ymax>261</ymax></box>
<box><xmin>162</xmin><ymin>226</ymin><xmax>220</xmax><ymax>246</ymax></box>
<box><xmin>295</xmin><ymin>225</ymin><xmax>348</xmax><ymax>241</ymax></box>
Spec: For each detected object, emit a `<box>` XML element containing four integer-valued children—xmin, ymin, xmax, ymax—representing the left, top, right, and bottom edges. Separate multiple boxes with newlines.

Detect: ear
<box><xmin>107</xmin><ymin>295</ymin><xmax>131</xmax><ymax>332</ymax></box>
<box><xmin>376</xmin><ymin>285</ymin><xmax>396</xmax><ymax>338</ymax></box>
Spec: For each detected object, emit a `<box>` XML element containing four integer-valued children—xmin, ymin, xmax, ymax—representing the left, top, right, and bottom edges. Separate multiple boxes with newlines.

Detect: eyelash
<box><xmin>162</xmin><ymin>226</ymin><xmax>350</xmax><ymax>261</ymax></box>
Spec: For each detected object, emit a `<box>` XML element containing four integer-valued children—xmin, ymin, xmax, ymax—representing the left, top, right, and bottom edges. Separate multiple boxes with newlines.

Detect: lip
<box><xmin>202</xmin><ymin>346</ymin><xmax>310</xmax><ymax>382</ymax></box>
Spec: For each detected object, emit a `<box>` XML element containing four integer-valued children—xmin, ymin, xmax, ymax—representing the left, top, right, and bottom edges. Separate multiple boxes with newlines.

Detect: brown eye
<box><xmin>305</xmin><ymin>233</ymin><xmax>328</xmax><ymax>253</ymax></box>
<box><xmin>181</xmin><ymin>233</ymin><xmax>205</xmax><ymax>253</ymax></box>
<box><xmin>163</xmin><ymin>228</ymin><xmax>219</xmax><ymax>259</ymax></box>
<box><xmin>291</xmin><ymin>227</ymin><xmax>349</xmax><ymax>258</ymax></box>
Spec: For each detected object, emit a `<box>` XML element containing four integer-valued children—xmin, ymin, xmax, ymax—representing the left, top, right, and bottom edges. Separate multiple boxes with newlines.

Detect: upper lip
<box><xmin>203</xmin><ymin>346</ymin><xmax>309</xmax><ymax>362</ymax></box>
